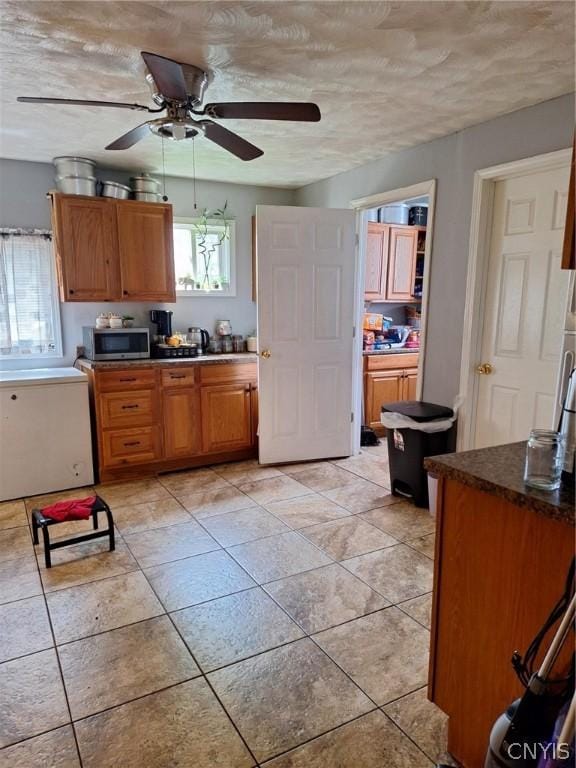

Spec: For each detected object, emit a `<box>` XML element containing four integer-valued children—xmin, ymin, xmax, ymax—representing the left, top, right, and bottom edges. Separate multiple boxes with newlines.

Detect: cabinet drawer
<box><xmin>101</xmin><ymin>427</ymin><xmax>161</xmax><ymax>467</ymax></box>
<box><xmin>161</xmin><ymin>367</ymin><xmax>197</xmax><ymax>388</ymax></box>
<box><xmin>99</xmin><ymin>390</ymin><xmax>158</xmax><ymax>429</ymax></box>
<box><xmin>97</xmin><ymin>368</ymin><xmax>157</xmax><ymax>392</ymax></box>
<box><xmin>365</xmin><ymin>353</ymin><xmax>419</xmax><ymax>371</ymax></box>
<box><xmin>200</xmin><ymin>362</ymin><xmax>257</xmax><ymax>384</ymax></box>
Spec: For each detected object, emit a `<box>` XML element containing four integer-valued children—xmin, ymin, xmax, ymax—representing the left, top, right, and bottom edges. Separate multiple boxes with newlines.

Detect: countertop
<box><xmin>0</xmin><ymin>367</ymin><xmax>88</xmax><ymax>386</ymax></box>
<box><xmin>425</xmin><ymin>442</ymin><xmax>575</xmax><ymax>525</ymax></box>
<box><xmin>363</xmin><ymin>348</ymin><xmax>420</xmax><ymax>356</ymax></box>
<box><xmin>76</xmin><ymin>353</ymin><xmax>258</xmax><ymax>370</ymax></box>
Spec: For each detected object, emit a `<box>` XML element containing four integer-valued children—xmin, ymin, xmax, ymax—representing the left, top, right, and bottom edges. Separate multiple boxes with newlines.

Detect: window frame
<box><xmin>0</xmin><ymin>229</ymin><xmax>63</xmax><ymax>361</ymax></box>
<box><xmin>173</xmin><ymin>217</ymin><xmax>237</xmax><ymax>298</ymax></box>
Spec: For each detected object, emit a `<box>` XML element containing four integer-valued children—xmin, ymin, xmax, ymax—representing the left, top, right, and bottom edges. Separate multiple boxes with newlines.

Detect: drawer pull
<box><xmin>170</xmin><ymin>374</ymin><xmax>186</xmax><ymax>379</ymax></box>
<box><xmin>123</xmin><ymin>441</ymin><xmax>141</xmax><ymax>447</ymax></box>
<box><xmin>121</xmin><ymin>404</ymin><xmax>139</xmax><ymax>410</ymax></box>
<box><xmin>119</xmin><ymin>377</ymin><xmax>137</xmax><ymax>383</ymax></box>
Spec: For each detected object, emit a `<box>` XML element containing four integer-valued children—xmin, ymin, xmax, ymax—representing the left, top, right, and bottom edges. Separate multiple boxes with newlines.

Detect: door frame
<box><xmin>458</xmin><ymin>148</ymin><xmax>572</xmax><ymax>451</ymax></box>
<box><xmin>350</xmin><ymin>180</ymin><xmax>437</xmax><ymax>453</ymax></box>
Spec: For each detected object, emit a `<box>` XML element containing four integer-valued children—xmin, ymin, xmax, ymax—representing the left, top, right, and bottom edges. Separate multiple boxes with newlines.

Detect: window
<box><xmin>173</xmin><ymin>218</ymin><xmax>236</xmax><ymax>297</ymax></box>
<box><xmin>0</xmin><ymin>230</ymin><xmax>63</xmax><ymax>358</ymax></box>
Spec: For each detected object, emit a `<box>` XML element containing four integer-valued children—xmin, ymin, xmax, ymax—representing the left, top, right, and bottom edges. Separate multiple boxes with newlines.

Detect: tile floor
<box><xmin>0</xmin><ymin>443</ymin><xmax>457</xmax><ymax>767</ymax></box>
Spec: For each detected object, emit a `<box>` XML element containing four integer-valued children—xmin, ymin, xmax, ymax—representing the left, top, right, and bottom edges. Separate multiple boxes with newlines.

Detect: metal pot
<box><xmin>130</xmin><ymin>173</ymin><xmax>160</xmax><ymax>194</ymax></box>
<box><xmin>101</xmin><ymin>181</ymin><xmax>130</xmax><ymax>199</ymax></box>
<box><xmin>408</xmin><ymin>206</ymin><xmax>428</xmax><ymax>226</ymax></box>
<box><xmin>55</xmin><ymin>175</ymin><xmax>97</xmax><ymax>196</ymax></box>
<box><xmin>53</xmin><ymin>156</ymin><xmax>96</xmax><ymax>177</ymax></box>
<box><xmin>133</xmin><ymin>191</ymin><xmax>162</xmax><ymax>202</ymax></box>
<box><xmin>379</xmin><ymin>204</ymin><xmax>410</xmax><ymax>225</ymax></box>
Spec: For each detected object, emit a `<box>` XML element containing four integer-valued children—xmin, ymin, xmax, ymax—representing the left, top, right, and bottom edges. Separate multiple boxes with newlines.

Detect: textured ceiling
<box><xmin>0</xmin><ymin>1</ymin><xmax>574</xmax><ymax>188</ymax></box>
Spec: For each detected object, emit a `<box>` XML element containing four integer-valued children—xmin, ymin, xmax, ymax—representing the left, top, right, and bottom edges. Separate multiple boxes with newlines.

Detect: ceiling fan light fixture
<box><xmin>148</xmin><ymin>117</ymin><xmax>199</xmax><ymax>141</ymax></box>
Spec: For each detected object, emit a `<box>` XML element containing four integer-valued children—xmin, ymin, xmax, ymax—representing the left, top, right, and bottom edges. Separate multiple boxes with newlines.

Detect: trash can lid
<box><xmin>381</xmin><ymin>400</ymin><xmax>454</xmax><ymax>422</ymax></box>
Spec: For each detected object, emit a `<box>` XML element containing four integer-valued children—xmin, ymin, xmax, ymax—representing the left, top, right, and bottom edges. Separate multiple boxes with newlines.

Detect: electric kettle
<box><xmin>187</xmin><ymin>327</ymin><xmax>209</xmax><ymax>352</ymax></box>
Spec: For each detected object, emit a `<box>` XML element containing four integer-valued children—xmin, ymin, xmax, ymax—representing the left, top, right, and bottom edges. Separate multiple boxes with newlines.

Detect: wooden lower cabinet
<box><xmin>363</xmin><ymin>353</ymin><xmax>419</xmax><ymax>434</ymax></box>
<box><xmin>82</xmin><ymin>361</ymin><xmax>258</xmax><ymax>481</ymax></box>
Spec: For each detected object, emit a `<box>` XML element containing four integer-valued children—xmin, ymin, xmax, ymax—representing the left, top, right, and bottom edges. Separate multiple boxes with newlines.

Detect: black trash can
<box><xmin>381</xmin><ymin>401</ymin><xmax>456</xmax><ymax>508</ymax></box>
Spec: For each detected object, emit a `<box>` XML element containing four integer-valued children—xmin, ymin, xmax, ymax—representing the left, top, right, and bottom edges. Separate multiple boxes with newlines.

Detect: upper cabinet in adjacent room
<box><xmin>363</xmin><ymin>222</ymin><xmax>423</xmax><ymax>303</ymax></box>
<box><xmin>50</xmin><ymin>192</ymin><xmax>175</xmax><ymax>303</ymax></box>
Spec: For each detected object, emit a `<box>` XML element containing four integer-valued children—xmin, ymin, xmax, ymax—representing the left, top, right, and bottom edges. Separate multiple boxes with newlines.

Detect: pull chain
<box><xmin>192</xmin><ymin>136</ymin><xmax>197</xmax><ymax>210</ymax></box>
<box><xmin>161</xmin><ymin>136</ymin><xmax>167</xmax><ymax>201</ymax></box>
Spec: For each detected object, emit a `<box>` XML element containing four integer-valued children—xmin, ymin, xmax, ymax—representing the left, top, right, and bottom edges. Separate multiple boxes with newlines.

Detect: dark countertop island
<box><xmin>425</xmin><ymin>441</ymin><xmax>574</xmax><ymax>525</ymax></box>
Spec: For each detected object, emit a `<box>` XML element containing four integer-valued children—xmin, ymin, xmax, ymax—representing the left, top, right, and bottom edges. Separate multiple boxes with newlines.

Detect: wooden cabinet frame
<box><xmin>363</xmin><ymin>222</ymin><xmax>423</xmax><ymax>303</ymax></box>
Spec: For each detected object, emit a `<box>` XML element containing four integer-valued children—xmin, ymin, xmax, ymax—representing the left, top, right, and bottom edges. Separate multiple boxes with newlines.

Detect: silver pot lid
<box><xmin>102</xmin><ymin>181</ymin><xmax>131</xmax><ymax>191</ymax></box>
<box><xmin>53</xmin><ymin>156</ymin><xmax>96</xmax><ymax>165</ymax></box>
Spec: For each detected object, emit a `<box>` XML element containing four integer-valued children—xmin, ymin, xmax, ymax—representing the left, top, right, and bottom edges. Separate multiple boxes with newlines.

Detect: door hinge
<box><xmin>352</xmin><ymin>326</ymin><xmax>356</xmax><ymax>338</ymax></box>
<box><xmin>351</xmin><ymin>412</ymin><xmax>354</xmax><ymax>423</ymax></box>
<box><xmin>355</xmin><ymin>233</ymin><xmax>359</xmax><ymax>246</ymax></box>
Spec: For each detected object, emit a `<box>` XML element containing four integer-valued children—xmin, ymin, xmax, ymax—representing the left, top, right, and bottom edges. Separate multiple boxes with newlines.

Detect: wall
<box><xmin>0</xmin><ymin>159</ymin><xmax>294</xmax><ymax>368</ymax></box>
<box><xmin>295</xmin><ymin>93</ymin><xmax>575</xmax><ymax>405</ymax></box>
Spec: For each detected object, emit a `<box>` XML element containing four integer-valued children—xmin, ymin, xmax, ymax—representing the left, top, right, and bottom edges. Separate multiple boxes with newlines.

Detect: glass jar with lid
<box><xmin>524</xmin><ymin>430</ymin><xmax>565</xmax><ymax>491</ymax></box>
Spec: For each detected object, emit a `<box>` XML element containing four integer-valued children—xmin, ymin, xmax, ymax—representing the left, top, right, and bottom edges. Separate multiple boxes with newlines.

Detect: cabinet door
<box><xmin>201</xmin><ymin>383</ymin><xmax>253</xmax><ymax>454</ymax></box>
<box><xmin>52</xmin><ymin>195</ymin><xmax>120</xmax><ymax>301</ymax></box>
<box><xmin>364</xmin><ymin>370</ymin><xmax>404</xmax><ymax>432</ymax></box>
<box><xmin>116</xmin><ymin>201</ymin><xmax>175</xmax><ymax>301</ymax></box>
<box><xmin>163</xmin><ymin>388</ymin><xmax>201</xmax><ymax>459</ymax></box>
<box><xmin>386</xmin><ymin>227</ymin><xmax>418</xmax><ymax>301</ymax></box>
<box><xmin>364</xmin><ymin>223</ymin><xmax>389</xmax><ymax>301</ymax></box>
<box><xmin>403</xmin><ymin>370</ymin><xmax>418</xmax><ymax>400</ymax></box>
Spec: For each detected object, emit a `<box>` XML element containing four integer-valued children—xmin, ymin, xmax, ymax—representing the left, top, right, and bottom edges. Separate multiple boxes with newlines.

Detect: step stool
<box><xmin>31</xmin><ymin>495</ymin><xmax>115</xmax><ymax>568</ymax></box>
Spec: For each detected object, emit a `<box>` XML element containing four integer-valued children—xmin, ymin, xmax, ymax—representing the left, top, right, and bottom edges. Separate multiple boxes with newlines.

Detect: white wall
<box><xmin>0</xmin><ymin>159</ymin><xmax>294</xmax><ymax>368</ymax></box>
<box><xmin>295</xmin><ymin>93</ymin><xmax>575</xmax><ymax>406</ymax></box>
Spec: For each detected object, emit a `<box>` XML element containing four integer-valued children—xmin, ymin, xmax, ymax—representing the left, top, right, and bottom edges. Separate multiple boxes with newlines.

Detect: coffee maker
<box><xmin>150</xmin><ymin>310</ymin><xmax>173</xmax><ymax>340</ymax></box>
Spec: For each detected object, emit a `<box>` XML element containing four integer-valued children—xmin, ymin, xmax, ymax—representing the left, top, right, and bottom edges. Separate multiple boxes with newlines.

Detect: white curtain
<box><xmin>0</xmin><ymin>232</ymin><xmax>59</xmax><ymax>356</ymax></box>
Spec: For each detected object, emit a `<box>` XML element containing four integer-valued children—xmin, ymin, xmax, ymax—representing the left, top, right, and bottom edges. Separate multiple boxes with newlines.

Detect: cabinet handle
<box><xmin>69</xmin><ymin>289</ymin><xmax>75</xmax><ymax>295</ymax></box>
<box><xmin>123</xmin><ymin>441</ymin><xmax>141</xmax><ymax>447</ymax></box>
<box><xmin>121</xmin><ymin>404</ymin><xmax>139</xmax><ymax>410</ymax></box>
<box><xmin>170</xmin><ymin>374</ymin><xmax>186</xmax><ymax>379</ymax></box>
<box><xmin>119</xmin><ymin>377</ymin><xmax>137</xmax><ymax>382</ymax></box>
<box><xmin>10</xmin><ymin>394</ymin><xmax>17</xmax><ymax>401</ymax></box>
<box><xmin>123</xmin><ymin>290</ymin><xmax>128</xmax><ymax>296</ymax></box>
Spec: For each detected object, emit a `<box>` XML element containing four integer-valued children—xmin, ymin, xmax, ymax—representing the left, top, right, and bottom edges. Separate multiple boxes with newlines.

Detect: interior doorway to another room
<box><xmin>351</xmin><ymin>181</ymin><xmax>436</xmax><ymax>450</ymax></box>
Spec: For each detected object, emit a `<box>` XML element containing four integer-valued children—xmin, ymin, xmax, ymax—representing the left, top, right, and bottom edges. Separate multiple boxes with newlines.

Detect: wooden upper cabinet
<box><xmin>51</xmin><ymin>195</ymin><xmax>120</xmax><ymax>301</ymax></box>
<box><xmin>561</xmin><ymin>138</ymin><xmax>575</xmax><ymax>270</ymax></box>
<box><xmin>117</xmin><ymin>202</ymin><xmax>175</xmax><ymax>302</ymax></box>
<box><xmin>364</xmin><ymin>223</ymin><xmax>389</xmax><ymax>301</ymax></box>
<box><xmin>386</xmin><ymin>227</ymin><xmax>418</xmax><ymax>301</ymax></box>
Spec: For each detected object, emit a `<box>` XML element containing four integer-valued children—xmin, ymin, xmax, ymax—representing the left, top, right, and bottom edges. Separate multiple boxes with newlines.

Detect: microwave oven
<box><xmin>82</xmin><ymin>327</ymin><xmax>150</xmax><ymax>360</ymax></box>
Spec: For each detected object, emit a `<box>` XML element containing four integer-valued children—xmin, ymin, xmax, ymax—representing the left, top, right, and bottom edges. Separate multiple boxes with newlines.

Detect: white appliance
<box><xmin>0</xmin><ymin>368</ymin><xmax>94</xmax><ymax>501</ymax></box>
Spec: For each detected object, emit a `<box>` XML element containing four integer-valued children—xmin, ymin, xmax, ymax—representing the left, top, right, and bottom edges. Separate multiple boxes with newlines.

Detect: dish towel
<box><xmin>41</xmin><ymin>496</ymin><xmax>98</xmax><ymax>522</ymax></box>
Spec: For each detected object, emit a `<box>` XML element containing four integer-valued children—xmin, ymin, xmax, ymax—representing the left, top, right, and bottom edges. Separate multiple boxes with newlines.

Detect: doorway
<box><xmin>351</xmin><ymin>181</ymin><xmax>436</xmax><ymax>452</ymax></box>
<box><xmin>459</xmin><ymin>149</ymin><xmax>572</xmax><ymax>450</ymax></box>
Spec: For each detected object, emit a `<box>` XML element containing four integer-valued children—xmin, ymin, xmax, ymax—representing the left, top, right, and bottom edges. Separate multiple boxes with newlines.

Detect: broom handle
<box><xmin>537</xmin><ymin>594</ymin><xmax>576</xmax><ymax>680</ymax></box>
<box><xmin>557</xmin><ymin>689</ymin><xmax>575</xmax><ymax>748</ymax></box>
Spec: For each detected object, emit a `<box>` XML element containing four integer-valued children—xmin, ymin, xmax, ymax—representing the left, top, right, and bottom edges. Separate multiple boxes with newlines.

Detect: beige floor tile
<box><xmin>277</xmin><ymin>461</ymin><xmax>329</xmax><ymax>474</ymax></box>
<box><xmin>264</xmin><ymin>563</ymin><xmax>389</xmax><ymax>634</ymax></box>
<box><xmin>238</xmin><ymin>476</ymin><xmax>311</xmax><ymax>506</ymax></box>
<box><xmin>96</xmin><ymin>479</ymin><xmax>171</xmax><ymax>508</ymax></box>
<box><xmin>112</xmin><ymin>497</ymin><xmax>192</xmax><ymax>535</ymax></box>
<box><xmin>38</xmin><ymin>539</ymin><xmax>138</xmax><ymax>592</ymax></box>
<box><xmin>208</xmin><ymin>637</ymin><xmax>372</xmax><ymax>762</ymax></box>
<box><xmin>0</xmin><ymin>595</ymin><xmax>53</xmax><ymax>662</ymax></box>
<box><xmin>383</xmin><ymin>688</ymin><xmax>451</xmax><ymax>764</ymax></box>
<box><xmin>0</xmin><ymin>649</ymin><xmax>70</xmax><ymax>748</ymax></box>
<box><xmin>25</xmin><ymin>486</ymin><xmax>95</xmax><ymax>511</ymax></box>
<box><xmin>360</xmin><ymin>501</ymin><xmax>435</xmax><ymax>541</ymax></box>
<box><xmin>264</xmin><ymin>709</ymin><xmax>432</xmax><ymax>767</ymax></box>
<box><xmin>342</xmin><ymin>544</ymin><xmax>433</xmax><ymax>603</ymax></box>
<box><xmin>47</xmin><ymin>571</ymin><xmax>164</xmax><ymax>644</ymax></box>
<box><xmin>158</xmin><ymin>468</ymin><xmax>230</xmax><ymax>497</ymax></box>
<box><xmin>407</xmin><ymin>533</ymin><xmax>436</xmax><ymax>559</ymax></box>
<box><xmin>0</xmin><ymin>555</ymin><xmax>42</xmax><ymax>605</ymax></box>
<box><xmin>144</xmin><ymin>550</ymin><xmax>255</xmax><ymax>611</ymax></box>
<box><xmin>291</xmin><ymin>465</ymin><xmax>360</xmax><ymax>493</ymax></box>
<box><xmin>75</xmin><ymin>678</ymin><xmax>254</xmax><ymax>768</ymax></box>
<box><xmin>322</xmin><ymin>480</ymin><xmax>397</xmax><ymax>514</ymax></box>
<box><xmin>0</xmin><ymin>526</ymin><xmax>33</xmax><ymax>564</ymax></box>
<box><xmin>228</xmin><ymin>531</ymin><xmax>332</xmax><ymax>583</ymax></box>
<box><xmin>0</xmin><ymin>725</ymin><xmax>80</xmax><ymax>768</ymax></box>
<box><xmin>172</xmin><ymin>587</ymin><xmax>303</xmax><ymax>672</ymax></box>
<box><xmin>299</xmin><ymin>517</ymin><xmax>398</xmax><ymax>560</ymax></box>
<box><xmin>0</xmin><ymin>499</ymin><xmax>27</xmax><ymax>530</ymax></box>
<box><xmin>398</xmin><ymin>593</ymin><xmax>433</xmax><ymax>630</ymax></box>
<box><xmin>199</xmin><ymin>506</ymin><xmax>290</xmax><ymax>547</ymax></box>
<box><xmin>123</xmin><ymin>520</ymin><xmax>219</xmax><ymax>568</ymax></box>
<box><xmin>314</xmin><ymin>608</ymin><xmax>430</xmax><ymax>705</ymax></box>
<box><xmin>333</xmin><ymin>456</ymin><xmax>391</xmax><ymax>487</ymax></box>
<box><xmin>59</xmin><ymin>615</ymin><xmax>200</xmax><ymax>719</ymax></box>
<box><xmin>265</xmin><ymin>494</ymin><xmax>350</xmax><ymax>528</ymax></box>
<box><xmin>179</xmin><ymin>485</ymin><xmax>258</xmax><ymax>519</ymax></box>
<box><xmin>215</xmin><ymin>464</ymin><xmax>285</xmax><ymax>485</ymax></box>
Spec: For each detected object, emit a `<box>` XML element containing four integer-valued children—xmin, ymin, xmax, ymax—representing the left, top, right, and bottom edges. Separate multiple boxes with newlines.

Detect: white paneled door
<box><xmin>475</xmin><ymin>165</ymin><xmax>571</xmax><ymax>448</ymax></box>
<box><xmin>256</xmin><ymin>205</ymin><xmax>356</xmax><ymax>464</ymax></box>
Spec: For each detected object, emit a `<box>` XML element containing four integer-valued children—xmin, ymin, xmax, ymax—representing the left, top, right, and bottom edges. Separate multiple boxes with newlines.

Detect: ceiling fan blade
<box><xmin>141</xmin><ymin>51</ymin><xmax>188</xmax><ymax>102</ymax></box>
<box><xmin>17</xmin><ymin>96</ymin><xmax>155</xmax><ymax>111</ymax></box>
<box><xmin>199</xmin><ymin>120</ymin><xmax>263</xmax><ymax>161</ymax></box>
<box><xmin>202</xmin><ymin>102</ymin><xmax>321</xmax><ymax>122</ymax></box>
<box><xmin>105</xmin><ymin>122</ymin><xmax>151</xmax><ymax>150</ymax></box>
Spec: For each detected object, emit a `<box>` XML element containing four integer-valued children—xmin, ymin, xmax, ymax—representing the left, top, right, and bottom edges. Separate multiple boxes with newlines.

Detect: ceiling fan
<box><xmin>17</xmin><ymin>51</ymin><xmax>321</xmax><ymax>161</ymax></box>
